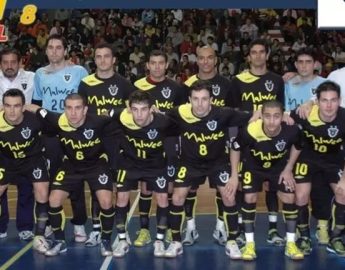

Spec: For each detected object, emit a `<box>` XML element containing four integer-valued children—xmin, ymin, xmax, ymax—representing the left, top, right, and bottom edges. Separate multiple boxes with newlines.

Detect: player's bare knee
<box><xmin>116</xmin><ymin>191</ymin><xmax>129</xmax><ymax>207</ymax></box>
<box><xmin>244</xmin><ymin>193</ymin><xmax>257</xmax><ymax>204</ymax></box>
<box><xmin>155</xmin><ymin>193</ymin><xmax>168</xmax><ymax>207</ymax></box>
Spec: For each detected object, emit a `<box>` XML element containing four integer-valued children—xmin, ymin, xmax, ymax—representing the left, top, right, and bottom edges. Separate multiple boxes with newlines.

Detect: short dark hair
<box><xmin>3</xmin><ymin>88</ymin><xmax>25</xmax><ymax>105</ymax></box>
<box><xmin>46</xmin><ymin>34</ymin><xmax>68</xmax><ymax>50</ymax></box>
<box><xmin>296</xmin><ymin>48</ymin><xmax>315</xmax><ymax>61</ymax></box>
<box><xmin>94</xmin><ymin>42</ymin><xmax>116</xmax><ymax>57</ymax></box>
<box><xmin>149</xmin><ymin>50</ymin><xmax>167</xmax><ymax>63</ymax></box>
<box><xmin>64</xmin><ymin>93</ymin><xmax>87</xmax><ymax>107</ymax></box>
<box><xmin>189</xmin><ymin>80</ymin><xmax>212</xmax><ymax>97</ymax></box>
<box><xmin>316</xmin><ymin>80</ymin><xmax>341</xmax><ymax>99</ymax></box>
<box><xmin>248</xmin><ymin>38</ymin><xmax>270</xmax><ymax>54</ymax></box>
<box><xmin>0</xmin><ymin>48</ymin><xmax>21</xmax><ymax>63</ymax></box>
<box><xmin>262</xmin><ymin>100</ymin><xmax>284</xmax><ymax>114</ymax></box>
<box><xmin>128</xmin><ymin>90</ymin><xmax>153</xmax><ymax>107</ymax></box>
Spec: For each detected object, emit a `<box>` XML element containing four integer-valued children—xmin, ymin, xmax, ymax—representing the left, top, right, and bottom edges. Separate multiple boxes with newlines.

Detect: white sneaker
<box><xmin>182</xmin><ymin>228</ymin><xmax>199</xmax><ymax>246</ymax></box>
<box><xmin>101</xmin><ymin>239</ymin><xmax>113</xmax><ymax>256</ymax></box>
<box><xmin>33</xmin><ymin>236</ymin><xmax>50</xmax><ymax>253</ymax></box>
<box><xmin>18</xmin><ymin>230</ymin><xmax>34</xmax><ymax>241</ymax></box>
<box><xmin>74</xmin><ymin>225</ymin><xmax>87</xmax><ymax>243</ymax></box>
<box><xmin>0</xmin><ymin>232</ymin><xmax>7</xmax><ymax>239</ymax></box>
<box><xmin>44</xmin><ymin>225</ymin><xmax>53</xmax><ymax>238</ymax></box>
<box><xmin>154</xmin><ymin>240</ymin><xmax>165</xmax><ymax>257</ymax></box>
<box><xmin>113</xmin><ymin>240</ymin><xmax>129</xmax><ymax>258</ymax></box>
<box><xmin>112</xmin><ymin>232</ymin><xmax>131</xmax><ymax>249</ymax></box>
<box><xmin>165</xmin><ymin>241</ymin><xmax>183</xmax><ymax>258</ymax></box>
<box><xmin>225</xmin><ymin>240</ymin><xmax>242</xmax><ymax>260</ymax></box>
<box><xmin>213</xmin><ymin>222</ymin><xmax>227</xmax><ymax>246</ymax></box>
<box><xmin>85</xmin><ymin>231</ymin><xmax>101</xmax><ymax>247</ymax></box>
<box><xmin>45</xmin><ymin>240</ymin><xmax>67</xmax><ymax>256</ymax></box>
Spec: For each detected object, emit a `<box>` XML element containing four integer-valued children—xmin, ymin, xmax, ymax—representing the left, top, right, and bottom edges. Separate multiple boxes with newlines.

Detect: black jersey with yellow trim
<box><xmin>0</xmin><ymin>111</ymin><xmax>43</xmax><ymax>166</ymax></box>
<box><xmin>111</xmin><ymin>108</ymin><xmax>178</xmax><ymax>169</ymax></box>
<box><xmin>184</xmin><ymin>74</ymin><xmax>234</xmax><ymax>107</ymax></box>
<box><xmin>290</xmin><ymin>105</ymin><xmax>345</xmax><ymax>158</ymax></box>
<box><xmin>167</xmin><ymin>104</ymin><xmax>250</xmax><ymax>166</ymax></box>
<box><xmin>134</xmin><ymin>77</ymin><xmax>187</xmax><ymax>111</ymax></box>
<box><xmin>230</xmin><ymin>70</ymin><xmax>284</xmax><ymax>111</ymax></box>
<box><xmin>37</xmin><ymin>109</ymin><xmax>114</xmax><ymax>167</ymax></box>
<box><xmin>78</xmin><ymin>73</ymin><xmax>135</xmax><ymax>115</ymax></box>
<box><xmin>232</xmin><ymin>120</ymin><xmax>302</xmax><ymax>171</ymax></box>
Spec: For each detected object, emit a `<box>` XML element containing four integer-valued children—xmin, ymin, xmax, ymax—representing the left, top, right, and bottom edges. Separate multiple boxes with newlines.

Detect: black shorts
<box><xmin>164</xmin><ymin>136</ymin><xmax>179</xmax><ymax>180</ymax></box>
<box><xmin>0</xmin><ymin>155</ymin><xmax>49</xmax><ymax>186</ymax></box>
<box><xmin>294</xmin><ymin>156</ymin><xmax>343</xmax><ymax>185</ymax></box>
<box><xmin>240</xmin><ymin>167</ymin><xmax>293</xmax><ymax>194</ymax></box>
<box><xmin>51</xmin><ymin>161</ymin><xmax>113</xmax><ymax>193</ymax></box>
<box><xmin>174</xmin><ymin>163</ymin><xmax>231</xmax><ymax>189</ymax></box>
<box><xmin>116</xmin><ymin>167</ymin><xmax>169</xmax><ymax>193</ymax></box>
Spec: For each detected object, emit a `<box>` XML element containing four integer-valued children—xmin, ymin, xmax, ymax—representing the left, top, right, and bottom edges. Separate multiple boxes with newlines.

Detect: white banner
<box><xmin>318</xmin><ymin>0</ymin><xmax>345</xmax><ymax>28</ymax></box>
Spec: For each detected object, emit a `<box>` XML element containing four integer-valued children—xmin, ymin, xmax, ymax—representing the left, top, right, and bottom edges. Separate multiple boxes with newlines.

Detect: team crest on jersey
<box><xmin>63</xmin><ymin>73</ymin><xmax>72</xmax><ymax>83</ymax></box>
<box><xmin>328</xmin><ymin>125</ymin><xmax>339</xmax><ymax>138</ymax></box>
<box><xmin>219</xmin><ymin>171</ymin><xmax>229</xmax><ymax>183</ymax></box>
<box><xmin>147</xmin><ymin>129</ymin><xmax>158</xmax><ymax>140</ymax></box>
<box><xmin>83</xmin><ymin>129</ymin><xmax>94</xmax><ymax>139</ymax></box>
<box><xmin>167</xmin><ymin>165</ymin><xmax>175</xmax><ymax>177</ymax></box>
<box><xmin>275</xmin><ymin>140</ymin><xmax>286</xmax><ymax>151</ymax></box>
<box><xmin>32</xmin><ymin>168</ymin><xmax>42</xmax><ymax>179</ymax></box>
<box><xmin>161</xmin><ymin>87</ymin><xmax>171</xmax><ymax>99</ymax></box>
<box><xmin>264</xmin><ymin>80</ymin><xmax>274</xmax><ymax>92</ymax></box>
<box><xmin>21</xmin><ymin>127</ymin><xmax>31</xmax><ymax>139</ymax></box>
<box><xmin>311</xmin><ymin>88</ymin><xmax>317</xmax><ymax>96</ymax></box>
<box><xmin>212</xmin><ymin>84</ymin><xmax>220</xmax><ymax>96</ymax></box>
<box><xmin>108</xmin><ymin>84</ymin><xmax>118</xmax><ymax>96</ymax></box>
<box><xmin>156</xmin><ymin>176</ymin><xmax>167</xmax><ymax>189</ymax></box>
<box><xmin>98</xmin><ymin>173</ymin><xmax>109</xmax><ymax>184</ymax></box>
<box><xmin>21</xmin><ymin>83</ymin><xmax>27</xmax><ymax>90</ymax></box>
<box><xmin>206</xmin><ymin>120</ymin><xmax>217</xmax><ymax>131</ymax></box>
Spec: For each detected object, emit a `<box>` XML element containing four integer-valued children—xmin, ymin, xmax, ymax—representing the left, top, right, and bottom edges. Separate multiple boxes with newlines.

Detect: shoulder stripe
<box><xmin>81</xmin><ymin>74</ymin><xmax>103</xmax><ymax>86</ymax></box>
<box><xmin>134</xmin><ymin>77</ymin><xmax>155</xmax><ymax>91</ymax></box>
<box><xmin>236</xmin><ymin>71</ymin><xmax>260</xmax><ymax>83</ymax></box>
<box><xmin>184</xmin><ymin>75</ymin><xmax>198</xmax><ymax>87</ymax></box>
<box><xmin>247</xmin><ymin>119</ymin><xmax>271</xmax><ymax>142</ymax></box>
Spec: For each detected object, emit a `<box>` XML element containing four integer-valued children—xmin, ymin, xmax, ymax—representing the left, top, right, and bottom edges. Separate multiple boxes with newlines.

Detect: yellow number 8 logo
<box><xmin>20</xmin><ymin>4</ymin><xmax>37</xmax><ymax>25</ymax></box>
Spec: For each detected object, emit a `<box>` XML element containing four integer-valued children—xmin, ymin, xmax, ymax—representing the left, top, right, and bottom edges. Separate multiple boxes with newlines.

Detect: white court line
<box><xmin>100</xmin><ymin>190</ymin><xmax>141</xmax><ymax>270</ymax></box>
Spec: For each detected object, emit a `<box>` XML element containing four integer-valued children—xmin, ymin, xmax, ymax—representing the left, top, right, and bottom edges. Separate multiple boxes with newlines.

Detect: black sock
<box><xmin>169</xmin><ymin>204</ymin><xmax>184</xmax><ymax>242</ymax></box>
<box><xmin>223</xmin><ymin>205</ymin><xmax>238</xmax><ymax>241</ymax></box>
<box><xmin>100</xmin><ymin>207</ymin><xmax>115</xmax><ymax>240</ymax></box>
<box><xmin>34</xmin><ymin>201</ymin><xmax>49</xmax><ymax>236</ymax></box>
<box><xmin>138</xmin><ymin>193</ymin><xmax>152</xmax><ymax>229</ymax></box>
<box><xmin>185</xmin><ymin>191</ymin><xmax>197</xmax><ymax>220</ymax></box>
<box><xmin>49</xmin><ymin>206</ymin><xmax>65</xmax><ymax>240</ymax></box>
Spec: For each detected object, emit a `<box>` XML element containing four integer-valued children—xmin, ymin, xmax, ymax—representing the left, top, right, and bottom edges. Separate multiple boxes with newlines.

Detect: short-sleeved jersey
<box><xmin>232</xmin><ymin>120</ymin><xmax>302</xmax><ymax>171</ymax></box>
<box><xmin>290</xmin><ymin>105</ymin><xmax>345</xmax><ymax>160</ymax></box>
<box><xmin>184</xmin><ymin>74</ymin><xmax>234</xmax><ymax>107</ymax></box>
<box><xmin>111</xmin><ymin>108</ymin><xmax>178</xmax><ymax>169</ymax></box>
<box><xmin>167</xmin><ymin>104</ymin><xmax>250</xmax><ymax>166</ymax></box>
<box><xmin>231</xmin><ymin>70</ymin><xmax>284</xmax><ymax>111</ymax></box>
<box><xmin>284</xmin><ymin>75</ymin><xmax>326</xmax><ymax>111</ymax></box>
<box><xmin>33</xmin><ymin>65</ymin><xmax>88</xmax><ymax>112</ymax></box>
<box><xmin>134</xmin><ymin>77</ymin><xmax>187</xmax><ymax>111</ymax></box>
<box><xmin>79</xmin><ymin>73</ymin><xmax>135</xmax><ymax>115</ymax></box>
<box><xmin>0</xmin><ymin>111</ymin><xmax>43</xmax><ymax>169</ymax></box>
<box><xmin>0</xmin><ymin>69</ymin><xmax>35</xmax><ymax>105</ymax></box>
<box><xmin>37</xmin><ymin>109</ymin><xmax>113</xmax><ymax>167</ymax></box>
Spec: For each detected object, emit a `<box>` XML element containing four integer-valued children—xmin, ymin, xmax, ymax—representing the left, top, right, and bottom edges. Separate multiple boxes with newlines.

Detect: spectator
<box><xmin>292</xmin><ymin>37</ymin><xmax>307</xmax><ymax>52</ymax></box>
<box><xmin>129</xmin><ymin>46</ymin><xmax>145</xmax><ymax>65</ymax></box>
<box><xmin>240</xmin><ymin>18</ymin><xmax>258</xmax><ymax>40</ymax></box>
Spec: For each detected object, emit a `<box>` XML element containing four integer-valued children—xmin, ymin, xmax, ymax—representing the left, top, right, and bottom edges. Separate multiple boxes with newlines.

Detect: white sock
<box><xmin>187</xmin><ymin>219</ymin><xmax>196</xmax><ymax>230</ymax></box>
<box><xmin>286</xmin><ymin>232</ymin><xmax>295</xmax><ymax>242</ymax></box>
<box><xmin>245</xmin><ymin>232</ymin><xmax>254</xmax><ymax>243</ymax></box>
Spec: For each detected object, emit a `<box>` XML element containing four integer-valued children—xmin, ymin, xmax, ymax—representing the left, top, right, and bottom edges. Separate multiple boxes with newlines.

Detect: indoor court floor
<box><xmin>1</xmin><ymin>189</ymin><xmax>345</xmax><ymax>270</ymax></box>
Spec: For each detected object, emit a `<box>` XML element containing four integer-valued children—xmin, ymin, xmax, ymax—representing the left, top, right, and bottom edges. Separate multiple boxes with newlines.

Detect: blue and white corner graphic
<box><xmin>318</xmin><ymin>0</ymin><xmax>345</xmax><ymax>28</ymax></box>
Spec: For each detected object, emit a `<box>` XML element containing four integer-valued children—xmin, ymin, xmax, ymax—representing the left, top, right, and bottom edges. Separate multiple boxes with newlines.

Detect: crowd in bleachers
<box><xmin>1</xmin><ymin>8</ymin><xmax>345</xmax><ymax>81</ymax></box>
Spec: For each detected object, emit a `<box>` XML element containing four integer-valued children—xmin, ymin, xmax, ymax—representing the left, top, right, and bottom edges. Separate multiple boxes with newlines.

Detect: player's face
<box><xmin>46</xmin><ymin>39</ymin><xmax>66</xmax><ymax>64</ymax></box>
<box><xmin>3</xmin><ymin>96</ymin><xmax>24</xmax><ymax>125</ymax></box>
<box><xmin>0</xmin><ymin>53</ymin><xmax>20</xmax><ymax>79</ymax></box>
<box><xmin>146</xmin><ymin>55</ymin><xmax>168</xmax><ymax>81</ymax></box>
<box><xmin>248</xmin><ymin>44</ymin><xmax>268</xmax><ymax>69</ymax></box>
<box><xmin>130</xmin><ymin>102</ymin><xmax>153</xmax><ymax>127</ymax></box>
<box><xmin>295</xmin><ymin>55</ymin><xmax>314</xmax><ymax>78</ymax></box>
<box><xmin>262</xmin><ymin>107</ymin><xmax>283</xmax><ymax>136</ymax></box>
<box><xmin>94</xmin><ymin>48</ymin><xmax>115</xmax><ymax>73</ymax></box>
<box><xmin>64</xmin><ymin>99</ymin><xmax>88</xmax><ymax>128</ymax></box>
<box><xmin>197</xmin><ymin>47</ymin><xmax>217</xmax><ymax>74</ymax></box>
<box><xmin>189</xmin><ymin>89</ymin><xmax>212</xmax><ymax>118</ymax></box>
<box><xmin>317</xmin><ymin>90</ymin><xmax>340</xmax><ymax>121</ymax></box>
